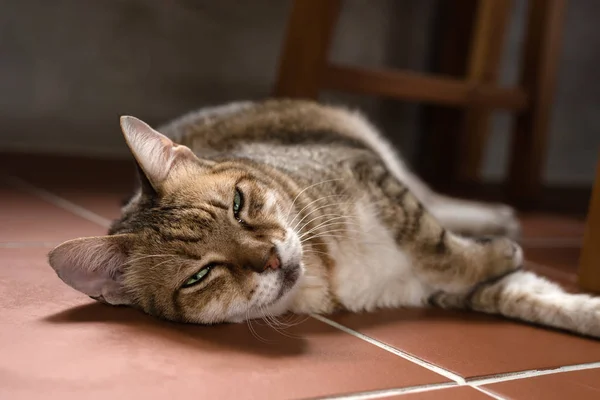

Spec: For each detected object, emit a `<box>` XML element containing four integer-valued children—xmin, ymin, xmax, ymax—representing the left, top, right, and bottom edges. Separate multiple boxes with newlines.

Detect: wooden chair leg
<box><xmin>507</xmin><ymin>0</ymin><xmax>567</xmax><ymax>208</ymax></box>
<box><xmin>418</xmin><ymin>0</ymin><xmax>478</xmax><ymax>190</ymax></box>
<box><xmin>457</xmin><ymin>0</ymin><xmax>513</xmax><ymax>183</ymax></box>
<box><xmin>578</xmin><ymin>153</ymin><xmax>600</xmax><ymax>293</ymax></box>
<box><xmin>273</xmin><ymin>0</ymin><xmax>341</xmax><ymax>99</ymax></box>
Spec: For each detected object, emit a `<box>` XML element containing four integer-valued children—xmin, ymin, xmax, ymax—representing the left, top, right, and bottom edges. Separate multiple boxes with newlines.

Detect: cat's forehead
<box><xmin>109</xmin><ymin>164</ymin><xmax>277</xmax><ymax>243</ymax></box>
<box><xmin>110</xmin><ymin>183</ymin><xmax>226</xmax><ymax>240</ymax></box>
<box><xmin>112</xmin><ymin>207</ymin><xmax>216</xmax><ymax>249</ymax></box>
<box><xmin>166</xmin><ymin>168</ymin><xmax>233</xmax><ymax>197</ymax></box>
<box><xmin>164</xmin><ymin>165</ymin><xmax>269</xmax><ymax>200</ymax></box>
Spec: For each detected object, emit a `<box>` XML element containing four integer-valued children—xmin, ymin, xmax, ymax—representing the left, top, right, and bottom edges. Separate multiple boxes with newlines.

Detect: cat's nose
<box><xmin>263</xmin><ymin>248</ymin><xmax>281</xmax><ymax>271</ymax></box>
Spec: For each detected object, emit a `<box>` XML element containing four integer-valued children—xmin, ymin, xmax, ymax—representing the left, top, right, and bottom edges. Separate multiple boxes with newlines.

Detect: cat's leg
<box><xmin>426</xmin><ymin>194</ymin><xmax>521</xmax><ymax>239</ymax></box>
<box><xmin>355</xmin><ymin>160</ymin><xmax>523</xmax><ymax>292</ymax></box>
<box><xmin>353</xmin><ymin>159</ymin><xmax>598</xmax><ymax>338</ymax></box>
<box><xmin>430</xmin><ymin>271</ymin><xmax>600</xmax><ymax>338</ymax></box>
<box><xmin>358</xmin><ymin>161</ymin><xmax>599</xmax><ymax>338</ymax></box>
<box><xmin>392</xmin><ymin>166</ymin><xmax>520</xmax><ymax>238</ymax></box>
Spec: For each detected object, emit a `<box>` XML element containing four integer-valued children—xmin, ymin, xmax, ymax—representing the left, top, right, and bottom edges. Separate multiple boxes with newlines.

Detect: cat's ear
<box><xmin>48</xmin><ymin>234</ymin><xmax>134</xmax><ymax>305</ymax></box>
<box><xmin>119</xmin><ymin>116</ymin><xmax>198</xmax><ymax>191</ymax></box>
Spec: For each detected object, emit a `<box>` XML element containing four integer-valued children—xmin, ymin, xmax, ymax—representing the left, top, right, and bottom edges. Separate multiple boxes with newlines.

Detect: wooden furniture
<box><xmin>578</xmin><ymin>153</ymin><xmax>600</xmax><ymax>293</ymax></box>
<box><xmin>273</xmin><ymin>0</ymin><xmax>567</xmax><ymax>207</ymax></box>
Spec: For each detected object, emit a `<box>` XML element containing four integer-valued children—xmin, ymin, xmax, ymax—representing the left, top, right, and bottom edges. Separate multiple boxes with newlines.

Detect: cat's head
<box><xmin>48</xmin><ymin>116</ymin><xmax>303</xmax><ymax>324</ymax></box>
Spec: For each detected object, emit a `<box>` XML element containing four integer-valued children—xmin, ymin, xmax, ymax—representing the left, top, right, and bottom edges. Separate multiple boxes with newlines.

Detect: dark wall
<box><xmin>0</xmin><ymin>0</ymin><xmax>598</xmax><ymax>185</ymax></box>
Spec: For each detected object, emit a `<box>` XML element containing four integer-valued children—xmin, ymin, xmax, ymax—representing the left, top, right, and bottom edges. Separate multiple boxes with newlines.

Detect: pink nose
<box><xmin>264</xmin><ymin>251</ymin><xmax>281</xmax><ymax>270</ymax></box>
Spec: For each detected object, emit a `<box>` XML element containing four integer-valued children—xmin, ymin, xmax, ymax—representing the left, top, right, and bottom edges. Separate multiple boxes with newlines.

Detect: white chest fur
<box><xmin>329</xmin><ymin>201</ymin><xmax>430</xmax><ymax>312</ymax></box>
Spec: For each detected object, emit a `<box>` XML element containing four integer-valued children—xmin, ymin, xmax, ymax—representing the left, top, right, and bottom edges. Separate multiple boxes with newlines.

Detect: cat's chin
<box><xmin>227</xmin><ymin>300</ymin><xmax>293</xmax><ymax>323</ymax></box>
<box><xmin>227</xmin><ymin>265</ymin><xmax>303</xmax><ymax>323</ymax></box>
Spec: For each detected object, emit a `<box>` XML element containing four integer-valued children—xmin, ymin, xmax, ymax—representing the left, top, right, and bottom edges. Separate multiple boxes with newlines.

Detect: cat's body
<box><xmin>49</xmin><ymin>100</ymin><xmax>600</xmax><ymax>338</ymax></box>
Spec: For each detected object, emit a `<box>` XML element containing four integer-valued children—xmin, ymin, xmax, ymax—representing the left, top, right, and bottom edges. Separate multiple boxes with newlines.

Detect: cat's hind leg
<box><xmin>354</xmin><ymin>159</ymin><xmax>523</xmax><ymax>293</ymax></box>
<box><xmin>427</xmin><ymin>194</ymin><xmax>521</xmax><ymax>239</ymax></box>
<box><xmin>354</xmin><ymin>159</ymin><xmax>599</xmax><ymax>338</ymax></box>
<box><xmin>389</xmin><ymin>163</ymin><xmax>520</xmax><ymax>238</ymax></box>
<box><xmin>430</xmin><ymin>270</ymin><xmax>600</xmax><ymax>339</ymax></box>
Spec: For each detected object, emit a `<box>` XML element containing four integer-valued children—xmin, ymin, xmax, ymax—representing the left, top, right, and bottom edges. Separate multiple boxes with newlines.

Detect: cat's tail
<box><xmin>431</xmin><ymin>270</ymin><xmax>600</xmax><ymax>339</ymax></box>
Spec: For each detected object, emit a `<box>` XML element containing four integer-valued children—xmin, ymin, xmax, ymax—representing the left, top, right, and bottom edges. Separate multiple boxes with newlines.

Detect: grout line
<box><xmin>0</xmin><ymin>242</ymin><xmax>60</xmax><ymax>248</ymax></box>
<box><xmin>311</xmin><ymin>382</ymin><xmax>458</xmax><ymax>400</ymax></box>
<box><xmin>312</xmin><ymin>315</ymin><xmax>600</xmax><ymax>395</ymax></box>
<box><xmin>311</xmin><ymin>314</ymin><xmax>466</xmax><ymax>384</ymax></box>
<box><xmin>469</xmin><ymin>385</ymin><xmax>506</xmax><ymax>400</ymax></box>
<box><xmin>467</xmin><ymin>361</ymin><xmax>600</xmax><ymax>386</ymax></box>
<box><xmin>2</xmin><ymin>175</ymin><xmax>112</xmax><ymax>228</ymax></box>
<box><xmin>5</xmin><ymin>173</ymin><xmax>595</xmax><ymax>397</ymax></box>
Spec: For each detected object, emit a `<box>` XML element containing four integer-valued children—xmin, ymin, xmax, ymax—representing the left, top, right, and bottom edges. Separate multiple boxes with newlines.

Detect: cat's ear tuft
<box><xmin>119</xmin><ymin>116</ymin><xmax>197</xmax><ymax>190</ymax></box>
<box><xmin>48</xmin><ymin>234</ymin><xmax>134</xmax><ymax>305</ymax></box>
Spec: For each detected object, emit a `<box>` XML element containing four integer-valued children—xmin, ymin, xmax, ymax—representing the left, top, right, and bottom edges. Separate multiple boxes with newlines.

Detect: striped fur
<box><xmin>48</xmin><ymin>99</ymin><xmax>600</xmax><ymax>338</ymax></box>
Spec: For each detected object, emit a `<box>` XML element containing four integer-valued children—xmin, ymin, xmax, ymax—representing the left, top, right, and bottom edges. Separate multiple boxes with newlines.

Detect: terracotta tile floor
<box><xmin>1</xmin><ymin>153</ymin><xmax>599</xmax><ymax>400</ymax></box>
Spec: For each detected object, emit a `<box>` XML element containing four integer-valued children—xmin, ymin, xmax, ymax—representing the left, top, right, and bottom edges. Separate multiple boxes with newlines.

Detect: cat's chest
<box><xmin>327</xmin><ymin>202</ymin><xmax>429</xmax><ymax>311</ymax></box>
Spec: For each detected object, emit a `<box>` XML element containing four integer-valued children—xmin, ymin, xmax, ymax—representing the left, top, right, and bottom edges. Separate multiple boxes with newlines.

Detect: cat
<box><xmin>48</xmin><ymin>99</ymin><xmax>600</xmax><ymax>338</ymax></box>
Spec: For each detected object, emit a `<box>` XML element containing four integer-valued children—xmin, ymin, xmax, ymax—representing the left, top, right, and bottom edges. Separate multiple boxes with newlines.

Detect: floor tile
<box><xmin>43</xmin><ymin>191</ymin><xmax>125</xmax><ymax>220</ymax></box>
<box><xmin>2</xmin><ymin>153</ymin><xmax>598</xmax><ymax>398</ymax></box>
<box><xmin>330</xmin><ymin>308</ymin><xmax>600</xmax><ymax>379</ymax></box>
<box><xmin>0</xmin><ymin>181</ymin><xmax>106</xmax><ymax>243</ymax></box>
<box><xmin>523</xmin><ymin>245</ymin><xmax>583</xmax><ymax>293</ymax></box>
<box><xmin>388</xmin><ymin>386</ymin><xmax>492</xmax><ymax>399</ymax></box>
<box><xmin>0</xmin><ymin>248</ymin><xmax>448</xmax><ymax>400</ymax></box>
<box><xmin>483</xmin><ymin>369</ymin><xmax>600</xmax><ymax>400</ymax></box>
<box><xmin>519</xmin><ymin>213</ymin><xmax>586</xmax><ymax>239</ymax></box>
<box><xmin>524</xmin><ymin>246</ymin><xmax>581</xmax><ymax>273</ymax></box>
<box><xmin>0</xmin><ymin>153</ymin><xmax>134</xmax><ymax>220</ymax></box>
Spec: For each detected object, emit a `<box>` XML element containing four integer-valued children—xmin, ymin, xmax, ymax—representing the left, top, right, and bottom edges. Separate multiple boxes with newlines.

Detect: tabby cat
<box><xmin>48</xmin><ymin>100</ymin><xmax>600</xmax><ymax>338</ymax></box>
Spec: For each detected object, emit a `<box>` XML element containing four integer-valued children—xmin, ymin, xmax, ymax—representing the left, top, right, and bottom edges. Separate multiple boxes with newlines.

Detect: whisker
<box><xmin>269</xmin><ymin>313</ymin><xmax>311</xmax><ymax>329</ymax></box>
<box><xmin>263</xmin><ymin>316</ymin><xmax>301</xmax><ymax>339</ymax></box>
<box><xmin>255</xmin><ymin>306</ymin><xmax>302</xmax><ymax>339</ymax></box>
<box><xmin>299</xmin><ymin>218</ymin><xmax>363</xmax><ymax>239</ymax></box>
<box><xmin>247</xmin><ymin>321</ymin><xmax>268</xmax><ymax>343</ymax></box>
<box><xmin>304</xmin><ymin>234</ymin><xmax>398</xmax><ymax>248</ymax></box>
<box><xmin>302</xmin><ymin>249</ymin><xmax>331</xmax><ymax>257</ymax></box>
<box><xmin>288</xmin><ymin>193</ymin><xmax>347</xmax><ymax>227</ymax></box>
<box><xmin>301</xmin><ymin>232</ymin><xmax>352</xmax><ymax>243</ymax></box>
<box><xmin>285</xmin><ymin>179</ymin><xmax>344</xmax><ymax>223</ymax></box>
<box><xmin>289</xmin><ymin>193</ymin><xmax>351</xmax><ymax>223</ymax></box>
<box><xmin>295</xmin><ymin>212</ymin><xmax>361</xmax><ymax>235</ymax></box>
<box><xmin>301</xmin><ymin>227</ymin><xmax>366</xmax><ymax>242</ymax></box>
<box><xmin>301</xmin><ymin>230</ymin><xmax>394</xmax><ymax>245</ymax></box>
<box><xmin>246</xmin><ymin>310</ymin><xmax>270</xmax><ymax>343</ymax></box>
<box><xmin>295</xmin><ymin>213</ymin><xmax>346</xmax><ymax>235</ymax></box>
<box><xmin>292</xmin><ymin>201</ymin><xmax>357</xmax><ymax>232</ymax></box>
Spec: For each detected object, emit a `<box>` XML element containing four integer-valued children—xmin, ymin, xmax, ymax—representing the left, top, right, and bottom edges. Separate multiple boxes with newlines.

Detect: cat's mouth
<box><xmin>272</xmin><ymin>230</ymin><xmax>302</xmax><ymax>296</ymax></box>
<box><xmin>276</xmin><ymin>264</ymin><xmax>301</xmax><ymax>298</ymax></box>
<box><xmin>258</xmin><ymin>263</ymin><xmax>301</xmax><ymax>311</ymax></box>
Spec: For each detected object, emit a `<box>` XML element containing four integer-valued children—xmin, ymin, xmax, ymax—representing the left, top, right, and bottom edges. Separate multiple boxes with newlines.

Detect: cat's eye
<box><xmin>182</xmin><ymin>266</ymin><xmax>211</xmax><ymax>288</ymax></box>
<box><xmin>233</xmin><ymin>188</ymin><xmax>244</xmax><ymax>217</ymax></box>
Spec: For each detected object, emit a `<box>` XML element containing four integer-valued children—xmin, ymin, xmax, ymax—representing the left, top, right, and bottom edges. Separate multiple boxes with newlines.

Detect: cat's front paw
<box><xmin>481</xmin><ymin>236</ymin><xmax>524</xmax><ymax>279</ymax></box>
